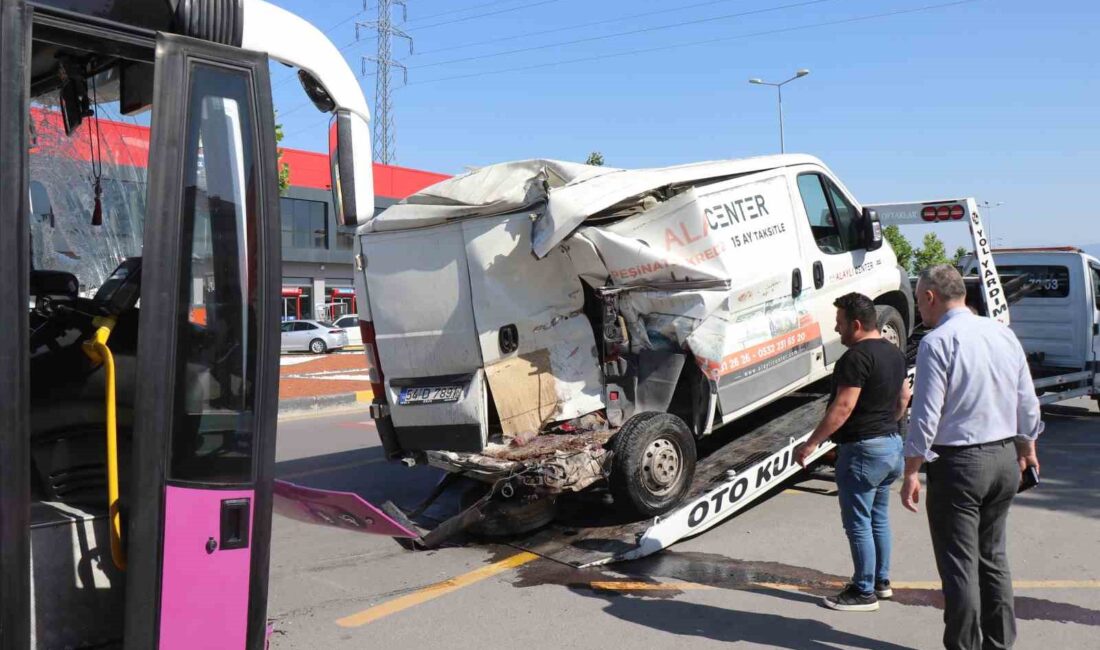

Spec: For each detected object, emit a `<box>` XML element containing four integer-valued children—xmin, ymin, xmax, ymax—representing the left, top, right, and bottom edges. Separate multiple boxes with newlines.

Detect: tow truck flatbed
<box><xmin>508</xmin><ymin>387</ymin><xmax>832</xmax><ymax>567</ymax></box>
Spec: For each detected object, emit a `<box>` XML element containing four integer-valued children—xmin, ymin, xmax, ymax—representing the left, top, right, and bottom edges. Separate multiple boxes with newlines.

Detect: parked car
<box><xmin>332</xmin><ymin>314</ymin><xmax>363</xmax><ymax>348</ymax></box>
<box><xmin>280</xmin><ymin>319</ymin><xmax>348</xmax><ymax>354</ymax></box>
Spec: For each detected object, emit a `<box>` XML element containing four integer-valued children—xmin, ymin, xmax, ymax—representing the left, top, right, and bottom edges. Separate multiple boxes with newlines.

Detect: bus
<box><xmin>0</xmin><ymin>1</ymin><xmax>372</xmax><ymax>648</ymax></box>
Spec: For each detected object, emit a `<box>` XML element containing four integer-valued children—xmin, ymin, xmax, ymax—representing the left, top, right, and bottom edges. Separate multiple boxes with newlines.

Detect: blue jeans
<box><xmin>836</xmin><ymin>433</ymin><xmax>904</xmax><ymax>596</ymax></box>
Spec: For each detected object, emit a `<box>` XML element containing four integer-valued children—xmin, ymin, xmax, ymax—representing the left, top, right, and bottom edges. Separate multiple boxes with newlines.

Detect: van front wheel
<box><xmin>876</xmin><ymin>305</ymin><xmax>906</xmax><ymax>351</ymax></box>
<box><xmin>609</xmin><ymin>413</ymin><xmax>696</xmax><ymax>518</ymax></box>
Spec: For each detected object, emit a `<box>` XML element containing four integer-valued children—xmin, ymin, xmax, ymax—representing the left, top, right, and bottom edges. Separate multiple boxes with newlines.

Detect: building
<box><xmin>277</xmin><ymin>149</ymin><xmax>448</xmax><ymax>321</ymax></box>
<box><xmin>27</xmin><ymin>109</ymin><xmax>449</xmax><ymax>322</ymax></box>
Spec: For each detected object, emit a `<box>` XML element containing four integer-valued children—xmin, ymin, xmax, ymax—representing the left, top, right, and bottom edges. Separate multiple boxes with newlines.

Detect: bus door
<box><xmin>123</xmin><ymin>33</ymin><xmax>280</xmax><ymax>650</ymax></box>
<box><xmin>0</xmin><ymin>0</ymin><xmax>32</xmax><ymax>648</ymax></box>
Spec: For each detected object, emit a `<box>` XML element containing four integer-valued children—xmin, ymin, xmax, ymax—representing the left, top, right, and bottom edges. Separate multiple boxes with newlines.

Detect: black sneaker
<box><xmin>875</xmin><ymin>580</ymin><xmax>893</xmax><ymax>599</ymax></box>
<box><xmin>823</xmin><ymin>584</ymin><xmax>879</xmax><ymax>612</ymax></box>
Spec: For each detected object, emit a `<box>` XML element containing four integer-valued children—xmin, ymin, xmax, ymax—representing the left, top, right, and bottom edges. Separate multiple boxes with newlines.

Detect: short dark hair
<box><xmin>833</xmin><ymin>292</ymin><xmax>878</xmax><ymax>331</ymax></box>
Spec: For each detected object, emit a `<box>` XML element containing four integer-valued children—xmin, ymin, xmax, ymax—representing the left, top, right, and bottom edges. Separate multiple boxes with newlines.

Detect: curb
<box><xmin>278</xmin><ymin>390</ymin><xmax>374</xmax><ymax>416</ymax></box>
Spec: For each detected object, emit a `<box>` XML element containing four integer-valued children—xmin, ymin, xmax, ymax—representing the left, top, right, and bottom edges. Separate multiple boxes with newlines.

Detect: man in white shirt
<box><xmin>901</xmin><ymin>264</ymin><xmax>1043</xmax><ymax>650</ymax></box>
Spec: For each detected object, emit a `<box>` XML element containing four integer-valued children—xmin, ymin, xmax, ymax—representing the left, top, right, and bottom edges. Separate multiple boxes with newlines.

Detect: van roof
<box><xmin>361</xmin><ymin>154</ymin><xmax>826</xmax><ymax>257</ymax></box>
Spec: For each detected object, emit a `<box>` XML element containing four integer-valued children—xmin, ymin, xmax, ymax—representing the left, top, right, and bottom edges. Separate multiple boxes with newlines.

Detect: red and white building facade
<box><xmin>28</xmin><ymin>108</ymin><xmax>449</xmax><ymax>322</ymax></box>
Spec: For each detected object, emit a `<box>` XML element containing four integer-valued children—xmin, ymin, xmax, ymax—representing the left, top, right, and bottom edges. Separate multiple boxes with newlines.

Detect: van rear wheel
<box><xmin>876</xmin><ymin>305</ymin><xmax>905</xmax><ymax>351</ymax></box>
<box><xmin>609</xmin><ymin>412</ymin><xmax>696</xmax><ymax>518</ymax></box>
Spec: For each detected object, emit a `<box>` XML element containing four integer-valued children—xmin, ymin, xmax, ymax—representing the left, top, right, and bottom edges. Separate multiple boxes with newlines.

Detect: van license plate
<box><xmin>398</xmin><ymin>386</ymin><xmax>463</xmax><ymax>405</ymax></box>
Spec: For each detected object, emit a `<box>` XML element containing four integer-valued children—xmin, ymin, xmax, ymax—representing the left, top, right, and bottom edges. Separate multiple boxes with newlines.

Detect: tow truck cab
<box><xmin>0</xmin><ymin>1</ymin><xmax>373</xmax><ymax>648</ymax></box>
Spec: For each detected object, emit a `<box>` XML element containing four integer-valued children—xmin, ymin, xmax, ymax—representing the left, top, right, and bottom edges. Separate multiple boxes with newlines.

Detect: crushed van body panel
<box><xmin>361</xmin><ymin>156</ymin><xmax>840</xmax><ymax>481</ymax></box>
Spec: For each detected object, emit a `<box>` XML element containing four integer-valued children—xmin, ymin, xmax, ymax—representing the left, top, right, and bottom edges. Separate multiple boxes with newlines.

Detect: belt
<box><xmin>837</xmin><ymin>431</ymin><xmax>900</xmax><ymax>445</ymax></box>
<box><xmin>931</xmin><ymin>437</ymin><xmax>1013</xmax><ymax>453</ymax></box>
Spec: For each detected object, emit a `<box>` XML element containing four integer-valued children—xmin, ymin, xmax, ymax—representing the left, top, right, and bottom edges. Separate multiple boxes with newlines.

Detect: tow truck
<box><xmin>961</xmin><ymin>247</ymin><xmax>1100</xmax><ymax>405</ymax></box>
<box><xmin>277</xmin><ymin>188</ymin><xmax>1018</xmax><ymax>568</ymax></box>
<box><xmin>0</xmin><ymin>1</ymin><xmax>376</xmax><ymax>648</ymax></box>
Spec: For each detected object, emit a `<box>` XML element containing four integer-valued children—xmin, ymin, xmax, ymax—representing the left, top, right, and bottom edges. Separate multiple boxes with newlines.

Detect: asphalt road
<box><xmin>269</xmin><ymin>400</ymin><xmax>1100</xmax><ymax>649</ymax></box>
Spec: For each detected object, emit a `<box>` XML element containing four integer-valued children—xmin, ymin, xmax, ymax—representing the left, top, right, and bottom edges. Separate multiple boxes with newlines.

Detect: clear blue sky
<box><xmin>270</xmin><ymin>0</ymin><xmax>1098</xmax><ymax>252</ymax></box>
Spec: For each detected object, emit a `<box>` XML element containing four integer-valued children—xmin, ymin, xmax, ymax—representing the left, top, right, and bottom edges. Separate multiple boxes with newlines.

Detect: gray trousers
<box><xmin>926</xmin><ymin>438</ymin><xmax>1018</xmax><ymax>650</ymax></box>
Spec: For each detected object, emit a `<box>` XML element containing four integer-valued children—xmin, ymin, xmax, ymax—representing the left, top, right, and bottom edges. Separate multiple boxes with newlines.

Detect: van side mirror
<box><xmin>863</xmin><ymin>207</ymin><xmax>883</xmax><ymax>251</ymax></box>
<box><xmin>329</xmin><ymin>110</ymin><xmax>375</xmax><ymax>227</ymax></box>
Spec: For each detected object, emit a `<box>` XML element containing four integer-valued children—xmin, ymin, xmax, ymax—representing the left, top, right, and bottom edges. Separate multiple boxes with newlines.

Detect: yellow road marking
<box><xmin>783</xmin><ymin>487</ymin><xmax>837</xmax><ymax>496</ymax></box>
<box><xmin>336</xmin><ymin>552</ymin><xmax>540</xmax><ymax>628</ymax></box>
<box><xmin>591</xmin><ymin>581</ymin><xmax>715</xmax><ymax>591</ymax></box>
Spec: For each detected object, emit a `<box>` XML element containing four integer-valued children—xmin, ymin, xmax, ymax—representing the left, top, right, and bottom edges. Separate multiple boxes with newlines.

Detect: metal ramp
<box><xmin>510</xmin><ymin>389</ymin><xmax>834</xmax><ymax>567</ymax></box>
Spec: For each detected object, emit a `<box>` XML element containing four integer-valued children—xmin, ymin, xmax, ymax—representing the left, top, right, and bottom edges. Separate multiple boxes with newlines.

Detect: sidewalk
<box><xmin>279</xmin><ymin>351</ymin><xmax>374</xmax><ymax>414</ymax></box>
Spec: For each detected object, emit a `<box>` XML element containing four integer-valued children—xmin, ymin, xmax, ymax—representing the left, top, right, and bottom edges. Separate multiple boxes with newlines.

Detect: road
<box><xmin>269</xmin><ymin>400</ymin><xmax>1100</xmax><ymax>649</ymax></box>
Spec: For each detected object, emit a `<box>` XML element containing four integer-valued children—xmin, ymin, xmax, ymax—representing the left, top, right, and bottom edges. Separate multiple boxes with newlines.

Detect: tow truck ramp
<box><xmin>510</xmin><ymin>389</ymin><xmax>833</xmax><ymax>567</ymax></box>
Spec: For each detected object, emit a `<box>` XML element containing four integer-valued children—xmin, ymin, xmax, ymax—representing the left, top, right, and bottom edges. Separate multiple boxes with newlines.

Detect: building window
<box><xmin>280</xmin><ymin>197</ymin><xmax>328</xmax><ymax>249</ymax></box>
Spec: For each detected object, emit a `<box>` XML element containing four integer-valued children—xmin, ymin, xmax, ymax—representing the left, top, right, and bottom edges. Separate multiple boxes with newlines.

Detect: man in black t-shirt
<box><xmin>794</xmin><ymin>292</ymin><xmax>910</xmax><ymax>612</ymax></box>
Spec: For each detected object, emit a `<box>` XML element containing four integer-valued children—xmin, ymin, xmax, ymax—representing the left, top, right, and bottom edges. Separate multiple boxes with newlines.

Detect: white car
<box><xmin>280</xmin><ymin>319</ymin><xmax>348</xmax><ymax>354</ymax></box>
<box><xmin>332</xmin><ymin>314</ymin><xmax>363</xmax><ymax>348</ymax></box>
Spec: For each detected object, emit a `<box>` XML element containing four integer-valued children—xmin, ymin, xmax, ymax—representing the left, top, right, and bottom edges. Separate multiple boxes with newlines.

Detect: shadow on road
<box><xmin>578</xmin><ymin>588</ymin><xmax>916</xmax><ymax>649</ymax></box>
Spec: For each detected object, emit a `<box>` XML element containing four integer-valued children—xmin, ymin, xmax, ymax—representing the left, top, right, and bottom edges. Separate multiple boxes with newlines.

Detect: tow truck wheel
<box><xmin>309</xmin><ymin>338</ymin><xmax>327</xmax><ymax>354</ymax></box>
<box><xmin>876</xmin><ymin>305</ymin><xmax>906</xmax><ymax>351</ymax></box>
<box><xmin>609</xmin><ymin>412</ymin><xmax>696</xmax><ymax>518</ymax></box>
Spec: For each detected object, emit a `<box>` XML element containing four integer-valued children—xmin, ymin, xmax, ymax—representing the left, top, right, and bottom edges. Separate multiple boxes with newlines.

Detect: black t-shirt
<box><xmin>829</xmin><ymin>338</ymin><xmax>907</xmax><ymax>444</ymax></box>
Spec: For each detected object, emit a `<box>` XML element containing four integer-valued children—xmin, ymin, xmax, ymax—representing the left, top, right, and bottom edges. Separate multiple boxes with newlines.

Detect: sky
<box><xmin>269</xmin><ymin>0</ymin><xmax>1099</xmax><ymax>253</ymax></box>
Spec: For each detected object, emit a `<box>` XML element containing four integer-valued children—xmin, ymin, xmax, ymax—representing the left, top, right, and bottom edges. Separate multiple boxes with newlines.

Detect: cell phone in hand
<box><xmin>1018</xmin><ymin>465</ymin><xmax>1040</xmax><ymax>493</ymax></box>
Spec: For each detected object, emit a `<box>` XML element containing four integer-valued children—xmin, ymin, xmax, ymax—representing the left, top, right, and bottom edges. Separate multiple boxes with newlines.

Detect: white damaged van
<box><xmin>355</xmin><ymin>155</ymin><xmax>913</xmax><ymax>519</ymax></box>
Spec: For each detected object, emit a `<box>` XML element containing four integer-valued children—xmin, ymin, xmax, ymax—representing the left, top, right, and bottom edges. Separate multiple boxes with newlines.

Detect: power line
<box><xmin>383</xmin><ymin>0</ymin><xmax>840</xmax><ymax>75</ymax></box>
<box><xmin>351</xmin><ymin>0</ymin><xmax>562</xmax><ymax>42</ymax></box>
<box><xmin>278</xmin><ymin>0</ymin><xmax>982</xmax><ymax>137</ymax></box>
<box><xmin>408</xmin><ymin>0</ymin><xmax>984</xmax><ymax>86</ymax></box>
<box><xmin>416</xmin><ymin>0</ymin><xmax>752</xmax><ymax>56</ymax></box>
<box><xmin>404</xmin><ymin>0</ymin><xmax>531</xmax><ymax>24</ymax></box>
<box><xmin>397</xmin><ymin>0</ymin><xmax>561</xmax><ymax>32</ymax></box>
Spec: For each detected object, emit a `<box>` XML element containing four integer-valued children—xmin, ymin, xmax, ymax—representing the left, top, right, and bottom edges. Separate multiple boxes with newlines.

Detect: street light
<box><xmin>979</xmin><ymin>200</ymin><xmax>1004</xmax><ymax>246</ymax></box>
<box><xmin>749</xmin><ymin>68</ymin><xmax>810</xmax><ymax>153</ymax></box>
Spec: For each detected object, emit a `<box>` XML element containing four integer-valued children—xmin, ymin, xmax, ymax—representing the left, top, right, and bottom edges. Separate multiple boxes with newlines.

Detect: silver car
<box><xmin>280</xmin><ymin>319</ymin><xmax>348</xmax><ymax>354</ymax></box>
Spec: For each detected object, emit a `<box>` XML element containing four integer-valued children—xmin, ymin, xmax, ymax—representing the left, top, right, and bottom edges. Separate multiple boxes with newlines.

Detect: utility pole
<box><xmin>358</xmin><ymin>0</ymin><xmax>412</xmax><ymax>164</ymax></box>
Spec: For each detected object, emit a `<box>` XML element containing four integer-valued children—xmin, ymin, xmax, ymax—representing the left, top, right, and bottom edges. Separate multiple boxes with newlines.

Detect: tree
<box><xmin>585</xmin><ymin>151</ymin><xmax>605</xmax><ymax>166</ymax></box>
<box><xmin>275</xmin><ymin>117</ymin><xmax>290</xmax><ymax>194</ymax></box>
<box><xmin>883</xmin><ymin>225</ymin><xmax>913</xmax><ymax>274</ymax></box>
<box><xmin>912</xmin><ymin>232</ymin><xmax>951</xmax><ymax>273</ymax></box>
<box><xmin>952</xmin><ymin>246</ymin><xmax>970</xmax><ymax>267</ymax></box>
